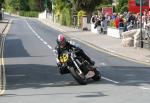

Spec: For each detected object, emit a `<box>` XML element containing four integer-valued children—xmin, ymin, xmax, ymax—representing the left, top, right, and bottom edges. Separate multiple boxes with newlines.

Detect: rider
<box><xmin>55</xmin><ymin>34</ymin><xmax>95</xmax><ymax>74</ymax></box>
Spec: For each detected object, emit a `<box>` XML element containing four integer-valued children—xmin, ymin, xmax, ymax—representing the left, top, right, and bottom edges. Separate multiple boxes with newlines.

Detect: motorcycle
<box><xmin>58</xmin><ymin>49</ymin><xmax>101</xmax><ymax>85</ymax></box>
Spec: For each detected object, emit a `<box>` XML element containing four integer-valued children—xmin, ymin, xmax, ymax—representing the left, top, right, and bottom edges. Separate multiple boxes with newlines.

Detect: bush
<box><xmin>60</xmin><ymin>7</ymin><xmax>71</xmax><ymax>26</ymax></box>
<box><xmin>19</xmin><ymin>11</ymin><xmax>38</xmax><ymax>17</ymax></box>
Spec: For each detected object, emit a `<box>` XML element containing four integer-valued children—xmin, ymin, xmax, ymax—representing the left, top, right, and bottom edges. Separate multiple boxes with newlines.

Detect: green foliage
<box><xmin>116</xmin><ymin>0</ymin><xmax>128</xmax><ymax>13</ymax></box>
<box><xmin>20</xmin><ymin>0</ymin><xmax>29</xmax><ymax>11</ymax></box>
<box><xmin>52</xmin><ymin>0</ymin><xmax>103</xmax><ymax>27</ymax></box>
<box><xmin>5</xmin><ymin>0</ymin><xmax>20</xmax><ymax>10</ymax></box>
<box><xmin>4</xmin><ymin>0</ymin><xmax>45</xmax><ymax>13</ymax></box>
<box><xmin>60</xmin><ymin>7</ymin><xmax>71</xmax><ymax>26</ymax></box>
<box><xmin>4</xmin><ymin>0</ymin><xmax>18</xmax><ymax>12</ymax></box>
<box><xmin>0</xmin><ymin>0</ymin><xmax>4</xmax><ymax>4</ymax></box>
<box><xmin>71</xmin><ymin>0</ymin><xmax>102</xmax><ymax>12</ymax></box>
<box><xmin>19</xmin><ymin>11</ymin><xmax>38</xmax><ymax>17</ymax></box>
<box><xmin>47</xmin><ymin>1</ymin><xmax>52</xmax><ymax>12</ymax></box>
<box><xmin>28</xmin><ymin>0</ymin><xmax>39</xmax><ymax>11</ymax></box>
<box><xmin>53</xmin><ymin>0</ymin><xmax>72</xmax><ymax>24</ymax></box>
<box><xmin>0</xmin><ymin>0</ymin><xmax>4</xmax><ymax>8</ymax></box>
<box><xmin>120</xmin><ymin>4</ymin><xmax>128</xmax><ymax>13</ymax></box>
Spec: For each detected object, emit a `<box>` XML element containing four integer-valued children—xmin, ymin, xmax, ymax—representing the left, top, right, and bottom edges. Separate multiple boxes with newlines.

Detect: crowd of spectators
<box><xmin>91</xmin><ymin>10</ymin><xmax>150</xmax><ymax>35</ymax></box>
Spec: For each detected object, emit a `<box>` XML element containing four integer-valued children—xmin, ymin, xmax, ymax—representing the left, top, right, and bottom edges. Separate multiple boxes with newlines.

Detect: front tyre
<box><xmin>69</xmin><ymin>67</ymin><xmax>87</xmax><ymax>85</ymax></box>
<box><xmin>92</xmin><ymin>69</ymin><xmax>101</xmax><ymax>81</ymax></box>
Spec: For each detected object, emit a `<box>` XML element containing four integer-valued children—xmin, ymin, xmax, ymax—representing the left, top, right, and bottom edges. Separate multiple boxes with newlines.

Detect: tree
<box><xmin>0</xmin><ymin>0</ymin><xmax>4</xmax><ymax>9</ymax></box>
<box><xmin>71</xmin><ymin>0</ymin><xmax>102</xmax><ymax>12</ymax></box>
<box><xmin>116</xmin><ymin>0</ymin><xmax>128</xmax><ymax>13</ymax></box>
<box><xmin>28</xmin><ymin>0</ymin><xmax>39</xmax><ymax>11</ymax></box>
<box><xmin>20</xmin><ymin>0</ymin><xmax>29</xmax><ymax>11</ymax></box>
<box><xmin>0</xmin><ymin>0</ymin><xmax>4</xmax><ymax>4</ymax></box>
<box><xmin>4</xmin><ymin>0</ymin><xmax>20</xmax><ymax>11</ymax></box>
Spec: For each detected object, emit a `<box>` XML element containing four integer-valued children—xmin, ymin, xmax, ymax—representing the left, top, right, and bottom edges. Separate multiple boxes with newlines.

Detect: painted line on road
<box><xmin>39</xmin><ymin>38</ymin><xmax>44</xmax><ymax>42</ymax></box>
<box><xmin>43</xmin><ymin>41</ymin><xmax>48</xmax><ymax>45</ymax></box>
<box><xmin>26</xmin><ymin>20</ymin><xmax>59</xmax><ymax>67</ymax></box>
<box><xmin>25</xmin><ymin>20</ymin><xmax>52</xmax><ymax>50</ymax></box>
<box><xmin>37</xmin><ymin>35</ymin><xmax>41</xmax><ymax>39</ymax></box>
<box><xmin>139</xmin><ymin>87</ymin><xmax>150</xmax><ymax>91</ymax></box>
<box><xmin>102</xmin><ymin>76</ymin><xmax>120</xmax><ymax>84</ymax></box>
<box><xmin>47</xmin><ymin>45</ymin><xmax>52</xmax><ymax>49</ymax></box>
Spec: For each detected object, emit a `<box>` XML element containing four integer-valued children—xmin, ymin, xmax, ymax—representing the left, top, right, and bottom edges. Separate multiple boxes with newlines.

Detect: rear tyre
<box><xmin>69</xmin><ymin>67</ymin><xmax>87</xmax><ymax>85</ymax></box>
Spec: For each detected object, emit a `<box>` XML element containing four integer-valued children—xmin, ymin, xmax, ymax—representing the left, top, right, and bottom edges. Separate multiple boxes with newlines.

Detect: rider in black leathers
<box><xmin>55</xmin><ymin>34</ymin><xmax>95</xmax><ymax>74</ymax></box>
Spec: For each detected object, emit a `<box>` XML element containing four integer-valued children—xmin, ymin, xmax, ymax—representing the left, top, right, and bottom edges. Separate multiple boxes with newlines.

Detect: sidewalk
<box><xmin>0</xmin><ymin>19</ymin><xmax>9</xmax><ymax>94</ymax></box>
<box><xmin>38</xmin><ymin>18</ymin><xmax>150</xmax><ymax>65</ymax></box>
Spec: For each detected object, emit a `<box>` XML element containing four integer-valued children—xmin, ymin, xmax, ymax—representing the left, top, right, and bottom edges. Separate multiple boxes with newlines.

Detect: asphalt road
<box><xmin>0</xmin><ymin>15</ymin><xmax>150</xmax><ymax>103</ymax></box>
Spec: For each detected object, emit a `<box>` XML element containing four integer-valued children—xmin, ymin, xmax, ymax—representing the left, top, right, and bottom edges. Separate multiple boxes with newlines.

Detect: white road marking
<box><xmin>47</xmin><ymin>45</ymin><xmax>52</xmax><ymax>49</ymax></box>
<box><xmin>26</xmin><ymin>20</ymin><xmax>52</xmax><ymax>50</ymax></box>
<box><xmin>139</xmin><ymin>87</ymin><xmax>150</xmax><ymax>91</ymax></box>
<box><xmin>37</xmin><ymin>35</ymin><xmax>41</xmax><ymax>38</ymax></box>
<box><xmin>102</xmin><ymin>76</ymin><xmax>120</xmax><ymax>84</ymax></box>
<box><xmin>34</xmin><ymin>33</ymin><xmax>38</xmax><ymax>36</ymax></box>
<box><xmin>40</xmin><ymin>38</ymin><xmax>44</xmax><ymax>42</ymax></box>
<box><xmin>43</xmin><ymin>41</ymin><xmax>48</xmax><ymax>45</ymax></box>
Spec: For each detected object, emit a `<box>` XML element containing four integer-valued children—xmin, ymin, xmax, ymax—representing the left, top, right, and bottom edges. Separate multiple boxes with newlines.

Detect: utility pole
<box><xmin>140</xmin><ymin>0</ymin><xmax>143</xmax><ymax>48</ymax></box>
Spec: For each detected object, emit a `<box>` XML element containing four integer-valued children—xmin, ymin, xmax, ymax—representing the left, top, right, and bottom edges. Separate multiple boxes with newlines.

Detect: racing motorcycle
<box><xmin>58</xmin><ymin>48</ymin><xmax>101</xmax><ymax>85</ymax></box>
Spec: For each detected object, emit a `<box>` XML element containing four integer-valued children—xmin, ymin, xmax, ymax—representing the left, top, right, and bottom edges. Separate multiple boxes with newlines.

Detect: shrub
<box><xmin>19</xmin><ymin>11</ymin><xmax>38</xmax><ymax>17</ymax></box>
<box><xmin>60</xmin><ymin>7</ymin><xmax>71</xmax><ymax>26</ymax></box>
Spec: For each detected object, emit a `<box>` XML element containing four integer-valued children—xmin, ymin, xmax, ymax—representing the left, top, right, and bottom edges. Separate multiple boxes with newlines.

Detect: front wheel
<box><xmin>92</xmin><ymin>69</ymin><xmax>101</xmax><ymax>81</ymax></box>
<box><xmin>69</xmin><ymin>67</ymin><xmax>87</xmax><ymax>85</ymax></box>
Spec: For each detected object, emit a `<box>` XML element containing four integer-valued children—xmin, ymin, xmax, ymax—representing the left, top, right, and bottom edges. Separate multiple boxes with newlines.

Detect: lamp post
<box><xmin>140</xmin><ymin>0</ymin><xmax>143</xmax><ymax>48</ymax></box>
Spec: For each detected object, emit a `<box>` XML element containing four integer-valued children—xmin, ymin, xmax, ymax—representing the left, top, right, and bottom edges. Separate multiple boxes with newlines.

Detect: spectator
<box><xmin>115</xmin><ymin>15</ymin><xmax>119</xmax><ymax>28</ymax></box>
<box><xmin>101</xmin><ymin>16</ymin><xmax>108</xmax><ymax>34</ymax></box>
<box><xmin>119</xmin><ymin>15</ymin><xmax>124</xmax><ymax>38</ymax></box>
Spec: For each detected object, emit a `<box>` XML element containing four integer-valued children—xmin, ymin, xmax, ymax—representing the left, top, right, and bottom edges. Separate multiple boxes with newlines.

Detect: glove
<box><xmin>57</xmin><ymin>62</ymin><xmax>62</xmax><ymax>67</ymax></box>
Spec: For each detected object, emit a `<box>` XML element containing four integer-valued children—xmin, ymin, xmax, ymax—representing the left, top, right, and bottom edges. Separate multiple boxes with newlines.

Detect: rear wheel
<box><xmin>69</xmin><ymin>67</ymin><xmax>87</xmax><ymax>85</ymax></box>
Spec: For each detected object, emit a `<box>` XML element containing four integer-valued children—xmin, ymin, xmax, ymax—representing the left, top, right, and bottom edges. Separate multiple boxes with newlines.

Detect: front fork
<box><xmin>70</xmin><ymin>56</ymin><xmax>82</xmax><ymax>75</ymax></box>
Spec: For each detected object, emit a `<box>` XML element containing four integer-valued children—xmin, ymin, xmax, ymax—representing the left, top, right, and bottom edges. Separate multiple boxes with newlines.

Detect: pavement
<box><xmin>0</xmin><ymin>19</ymin><xmax>9</xmax><ymax>94</ymax></box>
<box><xmin>38</xmin><ymin>18</ymin><xmax>150</xmax><ymax>65</ymax></box>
